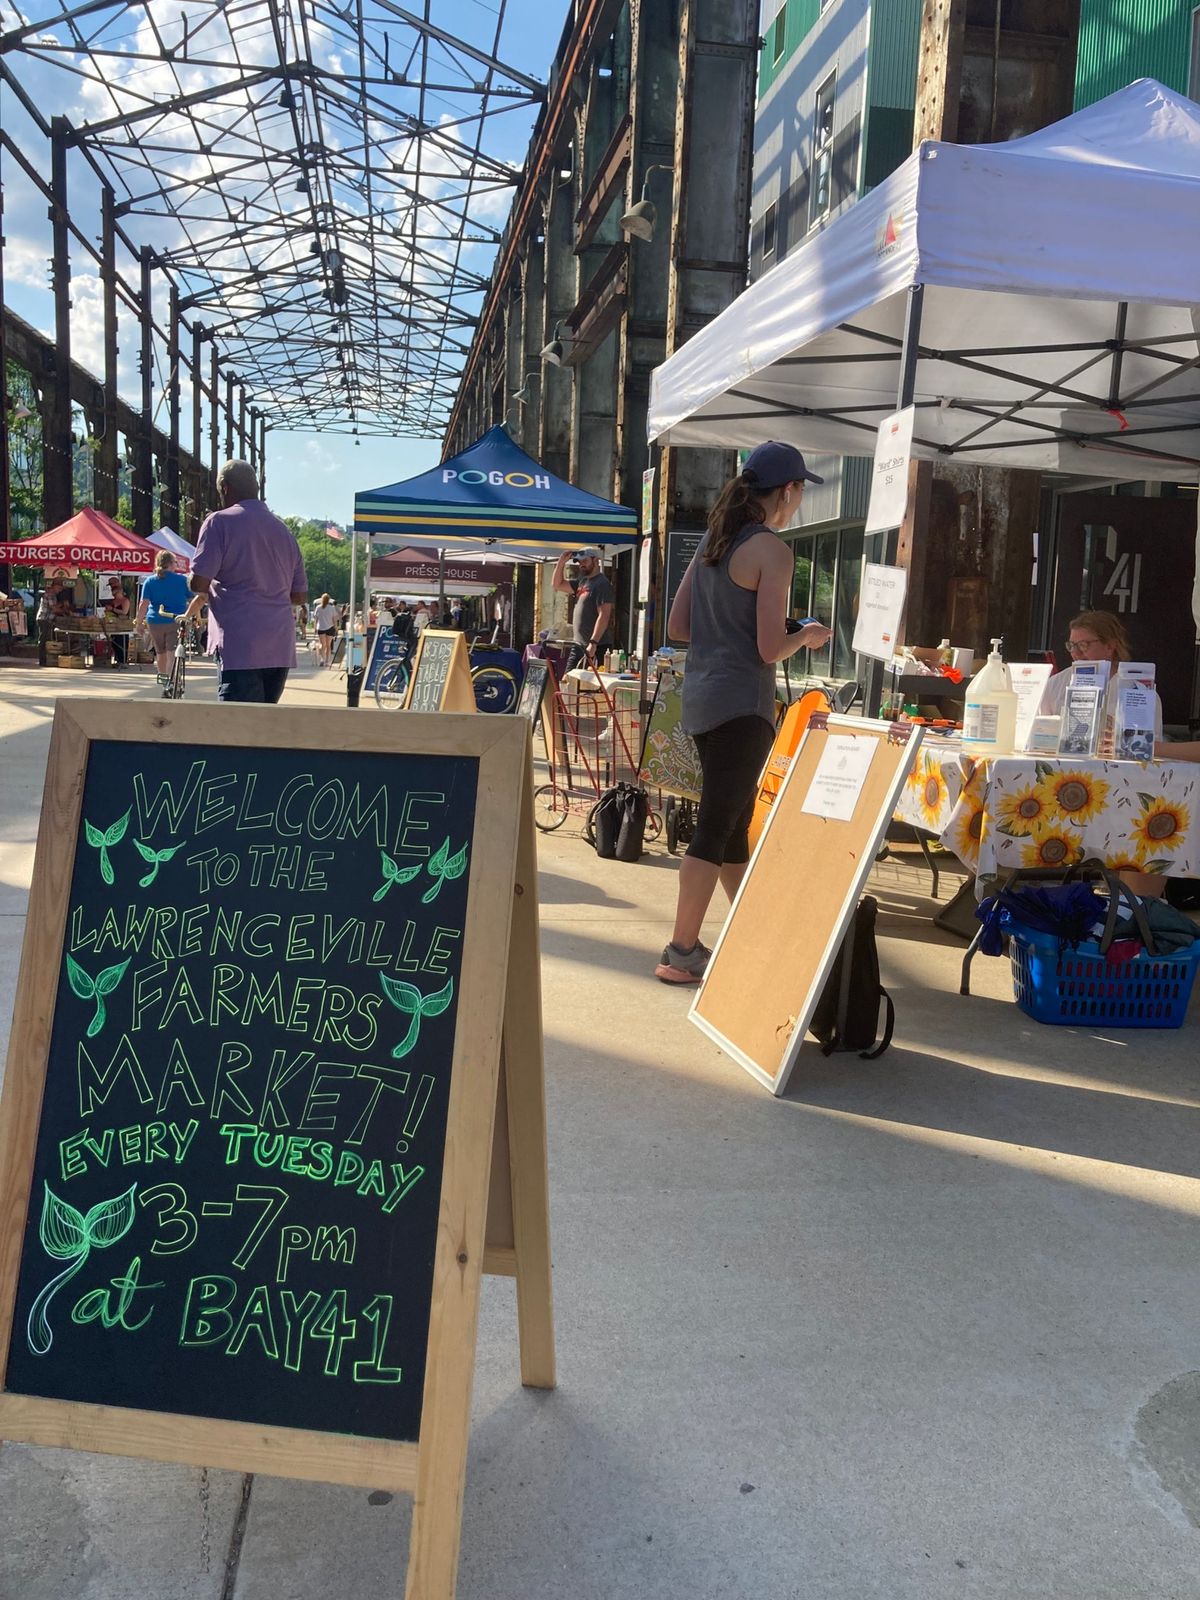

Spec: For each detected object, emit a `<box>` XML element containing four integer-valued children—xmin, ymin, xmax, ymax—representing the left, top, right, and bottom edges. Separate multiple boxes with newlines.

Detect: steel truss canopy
<box><xmin>0</xmin><ymin>0</ymin><xmax>546</xmax><ymax>437</ymax></box>
<box><xmin>648</xmin><ymin>81</ymin><xmax>1200</xmax><ymax>482</ymax></box>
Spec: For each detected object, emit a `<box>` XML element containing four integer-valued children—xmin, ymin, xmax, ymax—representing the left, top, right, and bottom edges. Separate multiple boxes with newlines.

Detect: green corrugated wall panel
<box><xmin>1075</xmin><ymin>0</ymin><xmax>1193</xmax><ymax>106</ymax></box>
<box><xmin>758</xmin><ymin>0</ymin><xmax>821</xmax><ymax>99</ymax></box>
<box><xmin>866</xmin><ymin>0</ymin><xmax>923</xmax><ymax>109</ymax></box>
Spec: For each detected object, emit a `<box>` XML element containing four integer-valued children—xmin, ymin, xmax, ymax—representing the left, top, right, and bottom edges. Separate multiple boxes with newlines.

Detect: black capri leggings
<box><xmin>687</xmin><ymin>714</ymin><xmax>776</xmax><ymax>866</ymax></box>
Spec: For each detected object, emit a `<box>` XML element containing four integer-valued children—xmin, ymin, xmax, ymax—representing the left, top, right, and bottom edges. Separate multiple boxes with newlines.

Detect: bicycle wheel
<box><xmin>471</xmin><ymin>664</ymin><xmax>519</xmax><ymax>714</ymax></box>
<box><xmin>533</xmin><ymin>782</ymin><xmax>569</xmax><ymax>832</ymax></box>
<box><xmin>168</xmin><ymin>648</ymin><xmax>186</xmax><ymax>700</ymax></box>
<box><xmin>374</xmin><ymin>658</ymin><xmax>410</xmax><ymax>710</ymax></box>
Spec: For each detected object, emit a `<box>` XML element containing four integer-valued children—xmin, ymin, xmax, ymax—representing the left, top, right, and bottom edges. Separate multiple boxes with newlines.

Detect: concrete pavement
<box><xmin>2</xmin><ymin>654</ymin><xmax>1200</xmax><ymax>1599</ymax></box>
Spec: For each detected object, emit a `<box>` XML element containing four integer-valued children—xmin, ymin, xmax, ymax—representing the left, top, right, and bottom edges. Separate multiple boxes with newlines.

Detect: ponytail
<box><xmin>703</xmin><ymin>473</ymin><xmax>767</xmax><ymax>566</ymax></box>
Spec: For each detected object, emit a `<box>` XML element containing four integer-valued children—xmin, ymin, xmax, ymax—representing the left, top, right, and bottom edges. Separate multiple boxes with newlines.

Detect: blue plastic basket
<box><xmin>1006</xmin><ymin>920</ymin><xmax>1200</xmax><ymax>1028</ymax></box>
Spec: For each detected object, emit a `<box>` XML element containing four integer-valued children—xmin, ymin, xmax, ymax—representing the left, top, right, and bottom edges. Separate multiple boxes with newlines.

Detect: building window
<box><xmin>763</xmin><ymin>201</ymin><xmax>778</xmax><ymax>259</ymax></box>
<box><xmin>1191</xmin><ymin>8</ymin><xmax>1200</xmax><ymax>101</ymax></box>
<box><xmin>809</xmin><ymin>70</ymin><xmax>837</xmax><ymax>228</ymax></box>
<box><xmin>771</xmin><ymin>6</ymin><xmax>787</xmax><ymax>65</ymax></box>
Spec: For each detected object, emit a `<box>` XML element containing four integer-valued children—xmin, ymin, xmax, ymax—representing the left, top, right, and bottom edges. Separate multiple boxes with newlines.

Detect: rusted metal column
<box><xmin>208</xmin><ymin>344</ymin><xmax>219</xmax><ymax>482</ymax></box>
<box><xmin>96</xmin><ymin>185</ymin><xmax>119</xmax><ymax>518</ymax></box>
<box><xmin>164</xmin><ymin>284</ymin><xmax>181</xmax><ymax>532</ymax></box>
<box><xmin>538</xmin><ymin>176</ymin><xmax>574</xmax><ymax>485</ymax></box>
<box><xmin>134</xmin><ymin>245</ymin><xmax>155</xmax><ymax>540</ymax></box>
<box><xmin>237</xmin><ymin>384</ymin><xmax>247</xmax><ymax>461</ymax></box>
<box><xmin>520</xmin><ymin>236</ymin><xmax>545</xmax><ymax>456</ymax></box>
<box><xmin>224</xmin><ymin>372</ymin><xmax>234</xmax><ymax>460</ymax></box>
<box><xmin>258</xmin><ymin>414</ymin><xmax>267</xmax><ymax>500</ymax></box>
<box><xmin>45</xmin><ymin>117</ymin><xmax>74</xmax><ymax>528</ymax></box>
<box><xmin>0</xmin><ymin>174</ymin><xmax>9</xmax><ymax>587</ymax></box>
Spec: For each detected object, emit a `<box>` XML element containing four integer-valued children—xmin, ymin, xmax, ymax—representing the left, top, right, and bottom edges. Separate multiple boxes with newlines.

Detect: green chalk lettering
<box><xmin>423</xmin><ymin>926</ymin><xmax>462</xmax><ymax>975</ymax></box>
<box><xmin>152</xmin><ymin>906</ymin><xmax>180</xmax><ymax>962</ymax></box>
<box><xmin>226</xmin><ymin>1284</ymin><xmax>279</xmax><ymax>1361</ymax></box>
<box><xmin>160</xmin><ymin>964</ymin><xmax>204</xmax><ymax>1030</ymax></box>
<box><xmin>311</xmin><ymin>1289</ymin><xmax>356</xmax><ymax>1376</ymax></box>
<box><xmin>301</xmin><ymin>851</ymin><xmax>334</xmax><ymax>893</ymax></box>
<box><xmin>353</xmin><ymin>1294</ymin><xmax>402</xmax><ymax>1384</ymax></box>
<box><xmin>276</xmin><ymin>1225</ymin><xmax>312</xmax><ymax>1284</ymax></box>
<box><xmin>219</xmin><ymin>1123</ymin><xmax>259</xmax><ymax>1164</ymax></box>
<box><xmin>70</xmin><ymin>906</ymin><xmax>97</xmax><ymax>952</ymax></box>
<box><xmin>277</xmin><ymin>774</ymin><xmax>315</xmax><ymax>836</ymax></box>
<box><xmin>342</xmin><ymin>994</ymin><xmax>382</xmax><ymax>1052</ymax></box>
<box><xmin>82</xmin><ymin>1127</ymin><xmax>116</xmax><ymax>1167</ymax></box>
<box><xmin>259</xmin><ymin>1048</ymin><xmax>314</xmax><ymax>1130</ymax></box>
<box><xmin>211</xmin><ymin>1040</ymin><xmax>256</xmax><ymax>1120</ymax></box>
<box><xmin>312</xmin><ymin>987</ymin><xmax>356</xmax><ymax>1044</ymax></box>
<box><xmin>381</xmin><ymin>1163</ymin><xmax>425</xmax><ymax>1214</ymax></box>
<box><xmin>236</xmin><ymin>771</ymin><xmax>274</xmax><ymax>831</ymax></box>
<box><xmin>247</xmin><ymin>843</ymin><xmax>275</xmax><ymax>888</ymax></box>
<box><xmin>139</xmin><ymin>1182</ymin><xmax>198</xmax><ymax>1255</ymax></box>
<box><xmin>334</xmin><ymin>1150</ymin><xmax>365</xmax><ymax>1187</ymax></box>
<box><xmin>118</xmin><ymin>1126</ymin><xmax>141</xmax><ymax>1165</ymax></box>
<box><xmin>169</xmin><ymin>1119</ymin><xmax>199</xmax><ymax>1163</ymax></box>
<box><xmin>336</xmin><ymin>784</ymin><xmax>390</xmax><ymax>845</ymax></box>
<box><xmin>279</xmin><ymin>1289</ymin><xmax>322</xmax><ymax>1371</ymax></box>
<box><xmin>312</xmin><ymin>1224</ymin><xmax>356</xmax><ymax>1265</ymax></box>
<box><xmin>287</xmin><ymin>978</ymin><xmax>324</xmax><ymax>1033</ymax></box>
<box><xmin>242</xmin><ymin>970</ymin><xmax>286</xmax><ymax>1027</ymax></box>
<box><xmin>307</xmin><ymin>1141</ymin><xmax>334</xmax><ymax>1181</ymax></box>
<box><xmin>180</xmin><ymin>1274</ymin><xmax>237</xmax><ymax>1345</ymax></box>
<box><xmin>299</xmin><ymin>1061</ymin><xmax>356</xmax><ymax>1133</ymax></box>
<box><xmin>186</xmin><ymin>847</ymin><xmax>219</xmax><ymax>893</ymax></box>
<box><xmin>209</xmin><ymin>963</ymin><xmax>244</xmax><ymax>1026</ymax></box>
<box><xmin>94</xmin><ymin>907</ymin><xmax>125</xmax><ymax>956</ymax></box>
<box><xmin>345</xmin><ymin>1061</ymin><xmax>411</xmax><ymax>1146</ymax></box>
<box><xmin>196</xmin><ymin>774</ymin><xmax>238</xmax><ymax>833</ymax></box>
<box><xmin>131</xmin><ymin>962</ymin><xmax>168</xmax><ymax>1032</ymax></box>
<box><xmin>364</xmin><ymin>921</ymin><xmax>395</xmax><ymax>969</ymax></box>
<box><xmin>321</xmin><ymin>914</ymin><xmax>365</xmax><ymax>966</ymax></box>
<box><xmin>242</xmin><ymin>914</ymin><xmax>281</xmax><ymax>958</ymax></box>
<box><xmin>178</xmin><ymin>905</ymin><xmax>209</xmax><ymax>958</ymax></box>
<box><xmin>231</xmin><ymin>1184</ymin><xmax>288</xmax><ymax>1271</ymax></box>
<box><xmin>124</xmin><ymin>905</ymin><xmax>155</xmax><ymax>953</ymax></box>
<box><xmin>78</xmin><ymin>1034</ymin><xmax>153</xmax><ymax>1118</ymax></box>
<box><xmin>281</xmin><ymin>1136</ymin><xmax>314</xmax><ymax>1176</ymax></box>
<box><xmin>143</xmin><ymin>1122</ymin><xmax>170</xmax><ymax>1163</ymax></box>
<box><xmin>254</xmin><ymin>1131</ymin><xmax>286</xmax><ymax>1168</ymax></box>
<box><xmin>59</xmin><ymin>1130</ymin><xmax>88</xmax><ymax>1181</ymax></box>
<box><xmin>356</xmin><ymin>1159</ymin><xmax>387</xmax><ymax>1199</ymax></box>
<box><xmin>390</xmin><ymin>919</ymin><xmax>422</xmax><ymax>973</ymax></box>
<box><xmin>395</xmin><ymin>791</ymin><xmax>445</xmax><ymax>856</ymax></box>
<box><xmin>306</xmin><ymin>780</ymin><xmax>345</xmax><ymax>840</ymax></box>
<box><xmin>135</xmin><ymin>760</ymin><xmax>207</xmax><ymax>838</ymax></box>
<box><xmin>71</xmin><ymin>1255</ymin><xmax>161</xmax><ymax>1332</ymax></box>
<box><xmin>270</xmin><ymin>846</ymin><xmax>301</xmax><ymax>890</ymax></box>
<box><xmin>211</xmin><ymin>907</ymin><xmax>243</xmax><ymax>955</ymax></box>
<box><xmin>286</xmin><ymin>914</ymin><xmax>316</xmax><ymax>962</ymax></box>
<box><xmin>156</xmin><ymin>1039</ymin><xmax>204</xmax><ymax>1114</ymax></box>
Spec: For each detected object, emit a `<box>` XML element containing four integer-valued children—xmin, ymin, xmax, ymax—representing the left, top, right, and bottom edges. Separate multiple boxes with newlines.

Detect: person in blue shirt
<box><xmin>137</xmin><ymin>550</ymin><xmax>202</xmax><ymax>689</ymax></box>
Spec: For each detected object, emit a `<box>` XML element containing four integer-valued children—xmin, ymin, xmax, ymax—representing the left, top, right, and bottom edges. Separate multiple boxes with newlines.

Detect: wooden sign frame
<box><xmin>691</xmin><ymin>713</ymin><xmax>923</xmax><ymax>1097</ymax></box>
<box><xmin>404</xmin><ymin>629</ymin><xmax>477</xmax><ymax>714</ymax></box>
<box><xmin>0</xmin><ymin>701</ymin><xmax>553</xmax><ymax>1600</ymax></box>
<box><xmin>515</xmin><ymin>657</ymin><xmax>550</xmax><ymax>728</ymax></box>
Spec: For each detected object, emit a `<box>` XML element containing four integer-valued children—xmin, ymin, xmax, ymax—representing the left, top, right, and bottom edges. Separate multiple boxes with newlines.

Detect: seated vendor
<box><xmin>1040</xmin><ymin>609</ymin><xmax>1162</xmax><ymax>744</ymax></box>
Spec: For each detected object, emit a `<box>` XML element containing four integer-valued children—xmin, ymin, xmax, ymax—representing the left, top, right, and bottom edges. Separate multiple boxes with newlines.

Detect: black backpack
<box><xmin>808</xmin><ymin>896</ymin><xmax>895</xmax><ymax>1059</ymax></box>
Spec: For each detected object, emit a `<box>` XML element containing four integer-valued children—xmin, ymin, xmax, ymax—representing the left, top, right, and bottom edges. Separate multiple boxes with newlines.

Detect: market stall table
<box><xmin>895</xmin><ymin>743</ymin><xmax>1200</xmax><ymax>880</ymax></box>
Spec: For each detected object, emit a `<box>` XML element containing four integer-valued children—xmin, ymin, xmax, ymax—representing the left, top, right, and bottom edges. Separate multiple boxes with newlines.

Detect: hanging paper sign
<box><xmin>852</xmin><ymin>563</ymin><xmax>908</xmax><ymax>662</ymax></box>
<box><xmin>864</xmin><ymin>406</ymin><xmax>915</xmax><ymax>536</ymax></box>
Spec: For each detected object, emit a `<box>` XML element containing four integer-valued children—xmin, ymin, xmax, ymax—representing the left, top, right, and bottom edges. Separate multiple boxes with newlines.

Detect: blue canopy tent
<box><xmin>353</xmin><ymin>425</ymin><xmax>640</xmax><ymax>562</ymax></box>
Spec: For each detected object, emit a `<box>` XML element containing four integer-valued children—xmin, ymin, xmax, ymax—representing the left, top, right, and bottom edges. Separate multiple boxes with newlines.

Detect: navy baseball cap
<box><xmin>741</xmin><ymin>440</ymin><xmax>824</xmax><ymax>489</ymax></box>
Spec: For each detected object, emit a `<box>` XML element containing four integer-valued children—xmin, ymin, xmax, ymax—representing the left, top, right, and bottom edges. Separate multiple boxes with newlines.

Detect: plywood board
<box><xmin>691</xmin><ymin>714</ymin><xmax>923</xmax><ymax>1096</ymax></box>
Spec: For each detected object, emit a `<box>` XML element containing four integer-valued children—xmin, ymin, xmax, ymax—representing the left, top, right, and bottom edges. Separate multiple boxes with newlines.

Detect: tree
<box><xmin>283</xmin><ymin>517</ymin><xmax>356</xmax><ymax>601</ymax></box>
<box><xmin>6</xmin><ymin>360</ymin><xmax>42</xmax><ymax>534</ymax></box>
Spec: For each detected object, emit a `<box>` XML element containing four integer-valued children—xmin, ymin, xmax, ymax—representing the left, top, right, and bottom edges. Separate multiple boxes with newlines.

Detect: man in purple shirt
<box><xmin>190</xmin><ymin>460</ymin><xmax>308</xmax><ymax>704</ymax></box>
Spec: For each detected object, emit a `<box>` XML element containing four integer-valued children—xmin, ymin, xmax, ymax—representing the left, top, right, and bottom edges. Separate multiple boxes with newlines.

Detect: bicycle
<box><xmin>164</xmin><ymin>622</ymin><xmax>188</xmax><ymax>700</ymax></box>
<box><xmin>373</xmin><ymin>652</ymin><xmax>412</xmax><ymax>710</ymax></box>
<box><xmin>467</xmin><ymin>632</ymin><xmax>520</xmax><ymax>714</ymax></box>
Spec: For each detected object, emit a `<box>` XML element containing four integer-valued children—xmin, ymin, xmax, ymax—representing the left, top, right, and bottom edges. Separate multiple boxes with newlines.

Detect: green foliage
<box><xmin>283</xmin><ymin>517</ymin><xmax>358</xmax><ymax>602</ymax></box>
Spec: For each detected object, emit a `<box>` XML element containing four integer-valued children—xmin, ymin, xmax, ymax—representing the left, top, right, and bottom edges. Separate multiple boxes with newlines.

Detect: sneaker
<box><xmin>654</xmin><ymin>940</ymin><xmax>712</xmax><ymax>985</ymax></box>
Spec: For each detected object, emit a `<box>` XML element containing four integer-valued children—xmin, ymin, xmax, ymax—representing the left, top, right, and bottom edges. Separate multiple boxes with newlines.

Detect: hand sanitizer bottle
<box><xmin>962</xmin><ymin>639</ymin><xmax>1018</xmax><ymax>757</ymax></box>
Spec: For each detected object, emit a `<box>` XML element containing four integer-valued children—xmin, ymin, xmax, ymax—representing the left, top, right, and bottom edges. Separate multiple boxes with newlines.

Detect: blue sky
<box><xmin>0</xmin><ymin>0</ymin><xmax>562</xmax><ymax>525</ymax></box>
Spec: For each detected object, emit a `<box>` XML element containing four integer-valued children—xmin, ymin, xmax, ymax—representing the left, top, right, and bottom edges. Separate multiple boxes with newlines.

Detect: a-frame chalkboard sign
<box><xmin>405</xmin><ymin>629</ymin><xmax>477</xmax><ymax>714</ymax></box>
<box><xmin>0</xmin><ymin>701</ymin><xmax>553</xmax><ymax>1600</ymax></box>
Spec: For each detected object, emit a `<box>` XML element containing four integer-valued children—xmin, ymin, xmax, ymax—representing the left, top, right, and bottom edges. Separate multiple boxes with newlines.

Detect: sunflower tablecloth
<box><xmin>894</xmin><ymin>746</ymin><xmax>1200</xmax><ymax>879</ymax></box>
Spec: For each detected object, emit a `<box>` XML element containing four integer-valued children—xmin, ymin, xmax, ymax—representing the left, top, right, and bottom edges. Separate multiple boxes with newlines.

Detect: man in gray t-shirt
<box><xmin>552</xmin><ymin>546</ymin><xmax>615</xmax><ymax>670</ymax></box>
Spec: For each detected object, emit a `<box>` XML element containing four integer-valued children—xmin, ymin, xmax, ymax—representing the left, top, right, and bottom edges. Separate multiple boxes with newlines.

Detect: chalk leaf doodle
<box><xmin>132</xmin><ymin>837</ymin><xmax>188</xmax><ymax>888</ymax></box>
<box><xmin>65</xmin><ymin>951</ymin><xmax>132</xmax><ymax>1037</ymax></box>
<box><xmin>83</xmin><ymin>807</ymin><xmax>131</xmax><ymax>886</ymax></box>
<box><xmin>27</xmin><ymin>1181</ymin><xmax>137</xmax><ymax>1355</ymax></box>
<box><xmin>379</xmin><ymin>974</ymin><xmax>455</xmax><ymax>1059</ymax></box>
<box><xmin>373</xmin><ymin>849</ymin><xmax>422</xmax><ymax>902</ymax></box>
<box><xmin>421</xmin><ymin>837</ymin><xmax>468</xmax><ymax>904</ymax></box>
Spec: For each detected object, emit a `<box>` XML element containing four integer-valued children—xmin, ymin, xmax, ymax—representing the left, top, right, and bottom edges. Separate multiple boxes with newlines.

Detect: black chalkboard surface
<box><xmin>408</xmin><ymin>634</ymin><xmax>455</xmax><ymax>713</ymax></box>
<box><xmin>4</xmin><ymin>736</ymin><xmax>477</xmax><ymax>1444</ymax></box>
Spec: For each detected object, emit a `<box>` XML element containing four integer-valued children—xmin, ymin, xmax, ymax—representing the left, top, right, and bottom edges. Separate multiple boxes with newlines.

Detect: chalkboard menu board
<box><xmin>516</xmin><ymin>657</ymin><xmax>550</xmax><ymax>726</ymax></box>
<box><xmin>0</xmin><ymin>703</ymin><xmax>553</xmax><ymax>1547</ymax></box>
<box><xmin>405</xmin><ymin>628</ymin><xmax>476</xmax><ymax>715</ymax></box>
<box><xmin>664</xmin><ymin>531</ymin><xmax>703</xmax><ymax>647</ymax></box>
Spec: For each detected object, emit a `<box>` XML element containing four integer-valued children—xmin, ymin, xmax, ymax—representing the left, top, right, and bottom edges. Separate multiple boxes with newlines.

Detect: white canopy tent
<box><xmin>649</xmin><ymin>80</ymin><xmax>1200</xmax><ymax>488</ymax></box>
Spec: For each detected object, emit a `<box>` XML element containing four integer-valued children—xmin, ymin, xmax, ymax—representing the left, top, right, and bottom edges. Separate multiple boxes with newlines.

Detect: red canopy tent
<box><xmin>0</xmin><ymin>507</ymin><xmax>164</xmax><ymax>573</ymax></box>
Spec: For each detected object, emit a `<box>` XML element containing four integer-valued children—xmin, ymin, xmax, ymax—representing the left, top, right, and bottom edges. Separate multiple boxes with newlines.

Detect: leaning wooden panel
<box><xmin>0</xmin><ymin>701</ymin><xmax>546</xmax><ymax>1587</ymax></box>
<box><xmin>691</xmin><ymin>715</ymin><xmax>923</xmax><ymax>1097</ymax></box>
<box><xmin>404</xmin><ymin>629</ymin><xmax>477</xmax><ymax>715</ymax></box>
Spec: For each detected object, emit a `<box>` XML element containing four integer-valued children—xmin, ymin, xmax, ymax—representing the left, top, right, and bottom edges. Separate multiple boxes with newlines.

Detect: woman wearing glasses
<box><xmin>1039</xmin><ymin>610</ymin><xmax>1162</xmax><ymax>743</ymax></box>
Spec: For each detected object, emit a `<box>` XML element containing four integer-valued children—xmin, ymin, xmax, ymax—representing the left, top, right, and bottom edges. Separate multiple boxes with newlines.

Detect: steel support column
<box><xmin>538</xmin><ymin>177</ymin><xmax>574</xmax><ymax>486</ymax></box>
<box><xmin>209</xmin><ymin>345</ymin><xmax>219</xmax><ymax>481</ymax></box>
<box><xmin>96</xmin><ymin>185</ymin><xmax>119</xmax><ymax>518</ymax></box>
<box><xmin>224</xmin><ymin>372</ymin><xmax>234</xmax><ymax>460</ymax></box>
<box><xmin>134</xmin><ymin>245</ymin><xmax>155</xmax><ymax>539</ymax></box>
<box><xmin>0</xmin><ymin>157</ymin><xmax>11</xmax><ymax>566</ymax></box>
<box><xmin>164</xmin><ymin>284</ymin><xmax>181</xmax><ymax>532</ymax></box>
<box><xmin>45</xmin><ymin>116</ymin><xmax>73</xmax><ymax>528</ymax></box>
